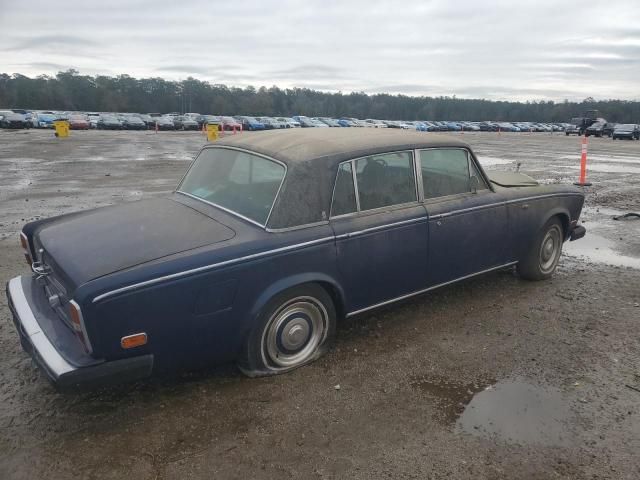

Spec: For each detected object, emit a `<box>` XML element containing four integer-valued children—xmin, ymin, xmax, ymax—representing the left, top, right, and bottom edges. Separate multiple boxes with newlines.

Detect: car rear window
<box><xmin>178</xmin><ymin>148</ymin><xmax>285</xmax><ymax>226</ymax></box>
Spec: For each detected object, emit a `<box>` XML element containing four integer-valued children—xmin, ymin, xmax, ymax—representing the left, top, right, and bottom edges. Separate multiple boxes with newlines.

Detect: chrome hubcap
<box><xmin>263</xmin><ymin>297</ymin><xmax>328</xmax><ymax>369</ymax></box>
<box><xmin>539</xmin><ymin>225</ymin><xmax>562</xmax><ymax>273</ymax></box>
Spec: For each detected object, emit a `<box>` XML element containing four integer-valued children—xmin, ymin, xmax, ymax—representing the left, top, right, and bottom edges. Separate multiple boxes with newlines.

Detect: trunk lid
<box><xmin>35</xmin><ymin>198</ymin><xmax>236</xmax><ymax>288</ymax></box>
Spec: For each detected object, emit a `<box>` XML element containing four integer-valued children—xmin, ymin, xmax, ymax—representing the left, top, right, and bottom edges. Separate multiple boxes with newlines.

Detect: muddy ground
<box><xmin>0</xmin><ymin>129</ymin><xmax>639</xmax><ymax>479</ymax></box>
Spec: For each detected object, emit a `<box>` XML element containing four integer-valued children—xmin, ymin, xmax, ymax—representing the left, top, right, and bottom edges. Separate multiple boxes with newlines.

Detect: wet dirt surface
<box><xmin>1</xmin><ymin>130</ymin><xmax>639</xmax><ymax>479</ymax></box>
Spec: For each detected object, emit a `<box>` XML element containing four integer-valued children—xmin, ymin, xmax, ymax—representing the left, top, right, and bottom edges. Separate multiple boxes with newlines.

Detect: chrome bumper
<box><xmin>7</xmin><ymin>276</ymin><xmax>77</xmax><ymax>380</ymax></box>
<box><xmin>6</xmin><ymin>276</ymin><xmax>153</xmax><ymax>389</ymax></box>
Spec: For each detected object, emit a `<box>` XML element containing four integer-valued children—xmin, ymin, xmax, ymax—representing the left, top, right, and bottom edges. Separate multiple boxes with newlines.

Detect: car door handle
<box><xmin>521</xmin><ymin>204</ymin><xmax>529</xmax><ymax>210</ymax></box>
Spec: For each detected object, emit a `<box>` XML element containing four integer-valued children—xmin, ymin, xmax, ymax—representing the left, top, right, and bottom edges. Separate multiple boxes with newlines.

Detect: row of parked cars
<box><xmin>3</xmin><ymin>109</ymin><xmax>636</xmax><ymax>137</ymax></box>
<box><xmin>565</xmin><ymin>119</ymin><xmax>640</xmax><ymax>140</ymax></box>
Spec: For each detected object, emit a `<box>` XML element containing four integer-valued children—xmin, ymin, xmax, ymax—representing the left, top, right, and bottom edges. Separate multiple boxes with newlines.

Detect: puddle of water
<box><xmin>477</xmin><ymin>156</ymin><xmax>514</xmax><ymax>166</ymax></box>
<box><xmin>564</xmin><ymin>232</ymin><xmax>640</xmax><ymax>269</ymax></box>
<box><xmin>456</xmin><ymin>380</ymin><xmax>571</xmax><ymax>446</ymax></box>
<box><xmin>558</xmin><ymin>164</ymin><xmax>640</xmax><ymax>174</ymax></box>
<box><xmin>412</xmin><ymin>377</ymin><xmax>573</xmax><ymax>446</ymax></box>
<box><xmin>411</xmin><ymin>378</ymin><xmax>488</xmax><ymax>423</ymax></box>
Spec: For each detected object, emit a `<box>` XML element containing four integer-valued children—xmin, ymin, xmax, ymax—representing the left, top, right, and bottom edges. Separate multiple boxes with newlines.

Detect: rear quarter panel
<box><xmin>76</xmin><ymin>224</ymin><xmax>341</xmax><ymax>370</ymax></box>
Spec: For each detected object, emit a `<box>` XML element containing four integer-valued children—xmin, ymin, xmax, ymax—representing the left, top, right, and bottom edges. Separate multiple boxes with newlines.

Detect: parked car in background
<box><xmin>234</xmin><ymin>116</ymin><xmax>265</xmax><ymax>131</ymax></box>
<box><xmin>173</xmin><ymin>116</ymin><xmax>199</xmax><ymax>131</ymax></box>
<box><xmin>612</xmin><ymin>124</ymin><xmax>640</xmax><ymax>140</ymax></box>
<box><xmin>136</xmin><ymin>114</ymin><xmax>155</xmax><ymax>129</ymax></box>
<box><xmin>199</xmin><ymin>115</ymin><xmax>221</xmax><ymax>127</ymax></box>
<box><xmin>337</xmin><ymin>118</ymin><xmax>356</xmax><ymax>127</ymax></box>
<box><xmin>86</xmin><ymin>113</ymin><xmax>101</xmax><ymax>129</ymax></box>
<box><xmin>32</xmin><ymin>112</ymin><xmax>58</xmax><ymax>128</ymax></box>
<box><xmin>121</xmin><ymin>116</ymin><xmax>147</xmax><ymax>130</ymax></box>
<box><xmin>155</xmin><ymin>116</ymin><xmax>176</xmax><ymax>130</ymax></box>
<box><xmin>585</xmin><ymin>121</ymin><xmax>606</xmax><ymax>137</ymax></box>
<box><xmin>311</xmin><ymin>118</ymin><xmax>330</xmax><ymax>127</ymax></box>
<box><xmin>602</xmin><ymin>123</ymin><xmax>617</xmax><ymax>137</ymax></box>
<box><xmin>220</xmin><ymin>116</ymin><xmax>243</xmax><ymax>131</ymax></box>
<box><xmin>275</xmin><ymin>117</ymin><xmax>301</xmax><ymax>128</ymax></box>
<box><xmin>0</xmin><ymin>111</ymin><xmax>30</xmax><ymax>128</ymax></box>
<box><xmin>363</xmin><ymin>119</ymin><xmax>386</xmax><ymax>128</ymax></box>
<box><xmin>258</xmin><ymin>117</ymin><xmax>287</xmax><ymax>129</ymax></box>
<box><xmin>7</xmin><ymin>129</ymin><xmax>586</xmax><ymax>388</ymax></box>
<box><xmin>565</xmin><ymin>124</ymin><xmax>581</xmax><ymax>136</ymax></box>
<box><xmin>68</xmin><ymin>114</ymin><xmax>90</xmax><ymax>130</ymax></box>
<box><xmin>292</xmin><ymin>115</ymin><xmax>318</xmax><ymax>128</ymax></box>
<box><xmin>315</xmin><ymin>117</ymin><xmax>341</xmax><ymax>127</ymax></box>
<box><xmin>97</xmin><ymin>114</ymin><xmax>122</xmax><ymax>130</ymax></box>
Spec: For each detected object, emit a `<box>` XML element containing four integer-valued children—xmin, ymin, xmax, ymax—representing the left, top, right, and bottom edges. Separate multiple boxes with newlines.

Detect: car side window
<box><xmin>331</xmin><ymin>162</ymin><xmax>357</xmax><ymax>216</ymax></box>
<box><xmin>355</xmin><ymin>152</ymin><xmax>416</xmax><ymax>211</ymax></box>
<box><xmin>420</xmin><ymin>149</ymin><xmax>485</xmax><ymax>199</ymax></box>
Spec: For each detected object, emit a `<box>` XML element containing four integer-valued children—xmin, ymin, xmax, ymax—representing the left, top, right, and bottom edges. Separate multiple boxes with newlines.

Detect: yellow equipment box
<box><xmin>206</xmin><ymin>123</ymin><xmax>220</xmax><ymax>141</ymax></box>
<box><xmin>53</xmin><ymin>120</ymin><xmax>70</xmax><ymax>138</ymax></box>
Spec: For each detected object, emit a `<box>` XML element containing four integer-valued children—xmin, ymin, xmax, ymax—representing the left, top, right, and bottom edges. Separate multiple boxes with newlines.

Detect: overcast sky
<box><xmin>1</xmin><ymin>0</ymin><xmax>639</xmax><ymax>101</ymax></box>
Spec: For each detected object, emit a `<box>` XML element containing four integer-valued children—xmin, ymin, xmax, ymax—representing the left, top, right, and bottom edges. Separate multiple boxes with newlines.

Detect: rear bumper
<box><xmin>570</xmin><ymin>225</ymin><xmax>586</xmax><ymax>241</ymax></box>
<box><xmin>6</xmin><ymin>276</ymin><xmax>153</xmax><ymax>389</ymax></box>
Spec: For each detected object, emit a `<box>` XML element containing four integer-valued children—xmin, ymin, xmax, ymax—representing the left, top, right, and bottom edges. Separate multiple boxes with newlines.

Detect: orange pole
<box><xmin>575</xmin><ymin>135</ymin><xmax>592</xmax><ymax>186</ymax></box>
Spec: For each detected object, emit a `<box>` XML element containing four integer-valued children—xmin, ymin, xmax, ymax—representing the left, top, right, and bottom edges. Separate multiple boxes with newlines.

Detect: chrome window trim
<box><xmin>351</xmin><ymin>159</ymin><xmax>361</xmax><ymax>212</ymax></box>
<box><xmin>346</xmin><ymin>261</ymin><xmax>518</xmax><ymax>317</ymax></box>
<box><xmin>265</xmin><ymin>221</ymin><xmax>330</xmax><ymax>233</ymax></box>
<box><xmin>176</xmin><ymin>191</ymin><xmax>266</xmax><ymax>228</ymax></box>
<box><xmin>330</xmin><ymin>200</ymin><xmax>424</xmax><ymax>221</ymax></box>
<box><xmin>92</xmin><ymin>236</ymin><xmax>335</xmax><ymax>303</ymax></box>
<box><xmin>175</xmin><ymin>145</ymin><xmax>288</xmax><ymax>229</ymax></box>
<box><xmin>414</xmin><ymin>149</ymin><xmax>425</xmax><ymax>201</ymax></box>
<box><xmin>329</xmin><ymin>150</ymin><xmax>418</xmax><ymax>220</ymax></box>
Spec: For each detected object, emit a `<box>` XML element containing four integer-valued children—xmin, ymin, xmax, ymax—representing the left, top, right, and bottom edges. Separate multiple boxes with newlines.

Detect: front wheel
<box><xmin>517</xmin><ymin>218</ymin><xmax>564</xmax><ymax>281</ymax></box>
<box><xmin>239</xmin><ymin>284</ymin><xmax>336</xmax><ymax>377</ymax></box>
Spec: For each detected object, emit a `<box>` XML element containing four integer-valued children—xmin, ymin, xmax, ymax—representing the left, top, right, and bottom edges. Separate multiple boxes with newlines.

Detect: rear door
<box><xmin>330</xmin><ymin>151</ymin><xmax>429</xmax><ymax>314</ymax></box>
<box><xmin>419</xmin><ymin>148</ymin><xmax>511</xmax><ymax>286</ymax></box>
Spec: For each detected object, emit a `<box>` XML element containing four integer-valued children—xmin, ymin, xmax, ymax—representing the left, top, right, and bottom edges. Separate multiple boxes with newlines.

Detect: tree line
<box><xmin>1</xmin><ymin>70</ymin><xmax>639</xmax><ymax>123</ymax></box>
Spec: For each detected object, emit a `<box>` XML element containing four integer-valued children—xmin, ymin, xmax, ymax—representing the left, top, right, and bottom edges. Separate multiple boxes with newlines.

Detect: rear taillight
<box><xmin>20</xmin><ymin>232</ymin><xmax>32</xmax><ymax>265</ymax></box>
<box><xmin>69</xmin><ymin>300</ymin><xmax>92</xmax><ymax>353</ymax></box>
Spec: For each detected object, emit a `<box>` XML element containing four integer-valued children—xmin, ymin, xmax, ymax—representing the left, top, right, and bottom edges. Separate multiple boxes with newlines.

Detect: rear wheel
<box><xmin>517</xmin><ymin>218</ymin><xmax>564</xmax><ymax>281</ymax></box>
<box><xmin>239</xmin><ymin>284</ymin><xmax>336</xmax><ymax>377</ymax></box>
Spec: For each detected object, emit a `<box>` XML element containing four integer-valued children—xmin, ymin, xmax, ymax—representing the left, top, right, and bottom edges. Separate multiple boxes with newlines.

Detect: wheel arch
<box><xmin>249</xmin><ymin>272</ymin><xmax>346</xmax><ymax>322</ymax></box>
<box><xmin>541</xmin><ymin>209</ymin><xmax>571</xmax><ymax>240</ymax></box>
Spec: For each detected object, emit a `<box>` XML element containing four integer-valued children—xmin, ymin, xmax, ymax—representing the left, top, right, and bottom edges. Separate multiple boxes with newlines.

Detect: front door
<box><xmin>418</xmin><ymin>147</ymin><xmax>510</xmax><ymax>286</ymax></box>
<box><xmin>329</xmin><ymin>151</ymin><xmax>429</xmax><ymax>314</ymax></box>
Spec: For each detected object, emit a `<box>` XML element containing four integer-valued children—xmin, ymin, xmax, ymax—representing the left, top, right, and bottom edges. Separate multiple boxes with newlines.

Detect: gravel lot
<box><xmin>1</xmin><ymin>129</ymin><xmax>639</xmax><ymax>479</ymax></box>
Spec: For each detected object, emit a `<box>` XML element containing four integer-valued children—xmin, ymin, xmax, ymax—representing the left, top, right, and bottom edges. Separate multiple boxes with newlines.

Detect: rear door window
<box><xmin>354</xmin><ymin>152</ymin><xmax>417</xmax><ymax>211</ymax></box>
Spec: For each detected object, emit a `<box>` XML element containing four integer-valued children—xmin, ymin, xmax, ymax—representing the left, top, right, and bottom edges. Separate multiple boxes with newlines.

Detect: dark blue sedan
<box><xmin>7</xmin><ymin>129</ymin><xmax>586</xmax><ymax>388</ymax></box>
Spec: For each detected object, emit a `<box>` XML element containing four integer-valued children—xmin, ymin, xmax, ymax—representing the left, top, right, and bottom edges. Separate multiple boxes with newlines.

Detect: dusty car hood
<box><xmin>35</xmin><ymin>198</ymin><xmax>235</xmax><ymax>286</ymax></box>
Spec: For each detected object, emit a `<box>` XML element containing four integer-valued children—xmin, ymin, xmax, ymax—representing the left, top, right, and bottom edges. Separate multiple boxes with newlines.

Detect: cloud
<box><xmin>0</xmin><ymin>0</ymin><xmax>638</xmax><ymax>101</ymax></box>
<box><xmin>4</xmin><ymin>35</ymin><xmax>99</xmax><ymax>51</ymax></box>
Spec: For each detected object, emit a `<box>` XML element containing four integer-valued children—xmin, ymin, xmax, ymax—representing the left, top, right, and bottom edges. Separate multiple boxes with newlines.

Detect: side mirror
<box><xmin>469</xmin><ymin>175</ymin><xmax>479</xmax><ymax>194</ymax></box>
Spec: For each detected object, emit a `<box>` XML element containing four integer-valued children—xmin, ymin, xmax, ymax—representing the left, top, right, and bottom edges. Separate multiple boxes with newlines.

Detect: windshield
<box><xmin>617</xmin><ymin>124</ymin><xmax>635</xmax><ymax>130</ymax></box>
<box><xmin>178</xmin><ymin>148</ymin><xmax>286</xmax><ymax>226</ymax></box>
